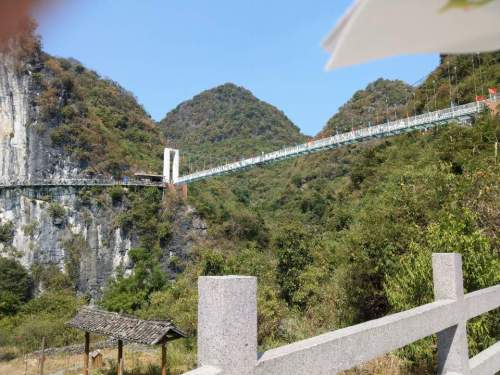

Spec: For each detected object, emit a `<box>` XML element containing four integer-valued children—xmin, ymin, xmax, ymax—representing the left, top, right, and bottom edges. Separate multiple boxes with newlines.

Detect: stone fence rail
<box><xmin>183</xmin><ymin>253</ymin><xmax>500</xmax><ymax>375</ymax></box>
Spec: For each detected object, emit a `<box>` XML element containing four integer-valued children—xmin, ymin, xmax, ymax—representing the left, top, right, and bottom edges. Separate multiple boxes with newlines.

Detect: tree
<box><xmin>0</xmin><ymin>221</ymin><xmax>14</xmax><ymax>244</ymax></box>
<box><xmin>384</xmin><ymin>210</ymin><xmax>500</xmax><ymax>367</ymax></box>
<box><xmin>0</xmin><ymin>258</ymin><xmax>32</xmax><ymax>316</ymax></box>
<box><xmin>274</xmin><ymin>225</ymin><xmax>313</xmax><ymax>306</ymax></box>
<box><xmin>100</xmin><ymin>247</ymin><xmax>166</xmax><ymax>313</ymax></box>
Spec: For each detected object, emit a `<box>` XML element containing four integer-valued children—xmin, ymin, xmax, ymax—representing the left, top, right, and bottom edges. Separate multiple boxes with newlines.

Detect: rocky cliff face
<box><xmin>0</xmin><ymin>188</ymin><xmax>134</xmax><ymax>300</ymax></box>
<box><xmin>0</xmin><ymin>56</ymin><xmax>132</xmax><ymax>298</ymax></box>
<box><xmin>0</xmin><ymin>54</ymin><xmax>80</xmax><ymax>182</ymax></box>
<box><xmin>0</xmin><ymin>54</ymin><xmax>32</xmax><ymax>180</ymax></box>
<box><xmin>0</xmin><ymin>55</ymin><xmax>205</xmax><ymax>299</ymax></box>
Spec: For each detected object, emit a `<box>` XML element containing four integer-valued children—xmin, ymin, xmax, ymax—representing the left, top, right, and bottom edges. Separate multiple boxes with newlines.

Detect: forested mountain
<box><xmin>152</xmin><ymin>52</ymin><xmax>499</xmax><ymax>373</ymax></box>
<box><xmin>320</xmin><ymin>78</ymin><xmax>414</xmax><ymax>136</ymax></box>
<box><xmin>159</xmin><ymin>83</ymin><xmax>307</xmax><ymax>170</ymax></box>
<box><xmin>0</xmin><ymin>21</ymin><xmax>498</xmax><ymax>375</ymax></box>
<box><xmin>42</xmin><ymin>56</ymin><xmax>165</xmax><ymax>177</ymax></box>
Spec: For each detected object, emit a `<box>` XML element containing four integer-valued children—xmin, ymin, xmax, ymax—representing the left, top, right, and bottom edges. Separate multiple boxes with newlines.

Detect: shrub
<box><xmin>274</xmin><ymin>225</ymin><xmax>313</xmax><ymax>307</ymax></box>
<box><xmin>109</xmin><ymin>186</ymin><xmax>125</xmax><ymax>204</ymax></box>
<box><xmin>385</xmin><ymin>210</ymin><xmax>500</xmax><ymax>367</ymax></box>
<box><xmin>22</xmin><ymin>221</ymin><xmax>39</xmax><ymax>237</ymax></box>
<box><xmin>9</xmin><ymin>291</ymin><xmax>85</xmax><ymax>352</ymax></box>
<box><xmin>63</xmin><ymin>235</ymin><xmax>87</xmax><ymax>288</ymax></box>
<box><xmin>48</xmin><ymin>202</ymin><xmax>66</xmax><ymax>219</ymax></box>
<box><xmin>200</xmin><ymin>249</ymin><xmax>227</xmax><ymax>276</ymax></box>
<box><xmin>31</xmin><ymin>265</ymin><xmax>73</xmax><ymax>292</ymax></box>
<box><xmin>0</xmin><ymin>258</ymin><xmax>32</xmax><ymax>316</ymax></box>
<box><xmin>0</xmin><ymin>221</ymin><xmax>14</xmax><ymax>243</ymax></box>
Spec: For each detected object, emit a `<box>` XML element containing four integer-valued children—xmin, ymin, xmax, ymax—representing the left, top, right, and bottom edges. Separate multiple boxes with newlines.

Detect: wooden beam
<box><xmin>161</xmin><ymin>341</ymin><xmax>167</xmax><ymax>375</ymax></box>
<box><xmin>84</xmin><ymin>332</ymin><xmax>90</xmax><ymax>375</ymax></box>
<box><xmin>117</xmin><ymin>339</ymin><xmax>123</xmax><ymax>375</ymax></box>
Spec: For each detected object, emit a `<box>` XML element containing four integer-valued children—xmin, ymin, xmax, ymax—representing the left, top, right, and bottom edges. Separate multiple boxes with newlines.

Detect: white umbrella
<box><xmin>322</xmin><ymin>0</ymin><xmax>500</xmax><ymax>70</ymax></box>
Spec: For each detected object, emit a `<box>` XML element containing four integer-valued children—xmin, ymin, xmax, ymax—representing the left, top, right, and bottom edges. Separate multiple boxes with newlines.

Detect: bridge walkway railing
<box><xmin>183</xmin><ymin>253</ymin><xmax>500</xmax><ymax>375</ymax></box>
<box><xmin>176</xmin><ymin>98</ymin><xmax>496</xmax><ymax>184</ymax></box>
<box><xmin>0</xmin><ymin>178</ymin><xmax>164</xmax><ymax>189</ymax></box>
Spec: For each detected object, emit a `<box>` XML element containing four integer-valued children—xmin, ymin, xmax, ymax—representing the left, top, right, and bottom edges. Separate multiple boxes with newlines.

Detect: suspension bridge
<box><xmin>0</xmin><ymin>96</ymin><xmax>497</xmax><ymax>191</ymax></box>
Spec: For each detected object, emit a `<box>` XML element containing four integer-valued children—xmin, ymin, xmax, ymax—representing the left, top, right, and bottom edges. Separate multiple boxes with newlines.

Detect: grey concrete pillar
<box><xmin>432</xmin><ymin>253</ymin><xmax>470</xmax><ymax>375</ymax></box>
<box><xmin>198</xmin><ymin>276</ymin><xmax>257</xmax><ymax>375</ymax></box>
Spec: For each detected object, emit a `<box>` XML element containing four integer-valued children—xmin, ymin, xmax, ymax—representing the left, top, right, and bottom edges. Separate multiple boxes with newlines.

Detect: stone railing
<box><xmin>183</xmin><ymin>253</ymin><xmax>500</xmax><ymax>375</ymax></box>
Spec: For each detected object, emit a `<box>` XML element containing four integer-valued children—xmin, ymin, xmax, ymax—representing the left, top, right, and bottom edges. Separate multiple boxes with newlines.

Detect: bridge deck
<box><xmin>0</xmin><ymin>180</ymin><xmax>164</xmax><ymax>189</ymax></box>
<box><xmin>0</xmin><ymin>97</ymin><xmax>497</xmax><ymax>189</ymax></box>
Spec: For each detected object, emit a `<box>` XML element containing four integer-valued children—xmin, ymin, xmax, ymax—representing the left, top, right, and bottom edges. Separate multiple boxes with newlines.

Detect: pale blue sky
<box><xmin>36</xmin><ymin>0</ymin><xmax>439</xmax><ymax>136</ymax></box>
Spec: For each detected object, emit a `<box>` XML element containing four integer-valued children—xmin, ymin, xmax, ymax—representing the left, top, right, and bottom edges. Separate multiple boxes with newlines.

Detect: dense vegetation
<box><xmin>159</xmin><ymin>83</ymin><xmax>307</xmax><ymax>171</ymax></box>
<box><xmin>0</xmin><ymin>261</ymin><xmax>84</xmax><ymax>356</ymax></box>
<box><xmin>8</xmin><ymin>22</ymin><xmax>166</xmax><ymax>177</ymax></box>
<box><xmin>321</xmin><ymin>52</ymin><xmax>500</xmax><ymax>137</ymax></box>
<box><xmin>38</xmin><ymin>56</ymin><xmax>166</xmax><ymax>177</ymax></box>
<box><xmin>1</xmin><ymin>23</ymin><xmax>499</xmax><ymax>374</ymax></box>
<box><xmin>320</xmin><ymin>78</ymin><xmax>414</xmax><ymax>135</ymax></box>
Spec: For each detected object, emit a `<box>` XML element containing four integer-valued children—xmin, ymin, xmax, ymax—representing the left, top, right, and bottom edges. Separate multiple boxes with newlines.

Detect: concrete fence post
<box><xmin>197</xmin><ymin>276</ymin><xmax>257</xmax><ymax>375</ymax></box>
<box><xmin>432</xmin><ymin>253</ymin><xmax>470</xmax><ymax>375</ymax></box>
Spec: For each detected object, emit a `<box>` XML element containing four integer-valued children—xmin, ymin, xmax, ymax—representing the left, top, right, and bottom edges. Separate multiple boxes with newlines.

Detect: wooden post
<box><xmin>84</xmin><ymin>332</ymin><xmax>90</xmax><ymax>375</ymax></box>
<box><xmin>117</xmin><ymin>339</ymin><xmax>123</xmax><ymax>375</ymax></box>
<box><xmin>161</xmin><ymin>341</ymin><xmax>167</xmax><ymax>375</ymax></box>
<box><xmin>38</xmin><ymin>337</ymin><xmax>45</xmax><ymax>375</ymax></box>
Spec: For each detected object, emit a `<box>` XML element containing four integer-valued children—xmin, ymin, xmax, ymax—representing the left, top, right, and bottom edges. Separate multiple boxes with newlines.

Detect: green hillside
<box><xmin>41</xmin><ymin>56</ymin><xmax>166</xmax><ymax>176</ymax></box>
<box><xmin>8</xmin><ymin>23</ymin><xmax>166</xmax><ymax>177</ymax></box>
<box><xmin>159</xmin><ymin>83</ymin><xmax>307</xmax><ymax>171</ymax></box>
<box><xmin>320</xmin><ymin>78</ymin><xmax>414</xmax><ymax>136</ymax></box>
<box><xmin>144</xmin><ymin>52</ymin><xmax>499</xmax><ymax>373</ymax></box>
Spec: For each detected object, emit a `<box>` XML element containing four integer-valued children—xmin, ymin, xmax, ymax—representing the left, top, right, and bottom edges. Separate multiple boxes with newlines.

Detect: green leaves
<box><xmin>274</xmin><ymin>225</ymin><xmax>314</xmax><ymax>307</ymax></box>
<box><xmin>40</xmin><ymin>56</ymin><xmax>164</xmax><ymax>177</ymax></box>
<box><xmin>0</xmin><ymin>221</ymin><xmax>14</xmax><ymax>244</ymax></box>
<box><xmin>385</xmin><ymin>209</ymin><xmax>499</xmax><ymax>363</ymax></box>
<box><xmin>0</xmin><ymin>258</ymin><xmax>32</xmax><ymax>316</ymax></box>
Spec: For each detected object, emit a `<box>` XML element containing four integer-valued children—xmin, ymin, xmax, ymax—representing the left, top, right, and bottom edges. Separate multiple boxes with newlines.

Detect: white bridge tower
<box><xmin>163</xmin><ymin>148</ymin><xmax>179</xmax><ymax>184</ymax></box>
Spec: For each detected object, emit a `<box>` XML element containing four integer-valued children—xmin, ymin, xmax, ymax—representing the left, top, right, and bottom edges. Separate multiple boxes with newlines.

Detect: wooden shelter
<box><xmin>67</xmin><ymin>306</ymin><xmax>187</xmax><ymax>375</ymax></box>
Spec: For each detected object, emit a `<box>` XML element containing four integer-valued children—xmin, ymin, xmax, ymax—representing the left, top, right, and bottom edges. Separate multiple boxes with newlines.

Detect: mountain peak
<box><xmin>159</xmin><ymin>83</ymin><xmax>306</xmax><ymax>160</ymax></box>
<box><xmin>319</xmin><ymin>78</ymin><xmax>414</xmax><ymax>137</ymax></box>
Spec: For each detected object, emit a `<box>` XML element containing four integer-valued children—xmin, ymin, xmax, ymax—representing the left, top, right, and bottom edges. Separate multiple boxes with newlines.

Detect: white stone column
<box><xmin>197</xmin><ymin>276</ymin><xmax>257</xmax><ymax>375</ymax></box>
<box><xmin>432</xmin><ymin>253</ymin><xmax>471</xmax><ymax>375</ymax></box>
<box><xmin>163</xmin><ymin>148</ymin><xmax>171</xmax><ymax>184</ymax></box>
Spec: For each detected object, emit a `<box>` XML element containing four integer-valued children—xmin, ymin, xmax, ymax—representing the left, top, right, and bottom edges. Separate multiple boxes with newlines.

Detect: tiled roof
<box><xmin>67</xmin><ymin>306</ymin><xmax>187</xmax><ymax>345</ymax></box>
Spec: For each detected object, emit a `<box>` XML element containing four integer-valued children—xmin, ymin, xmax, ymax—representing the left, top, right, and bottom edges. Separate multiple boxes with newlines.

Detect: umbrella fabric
<box><xmin>322</xmin><ymin>0</ymin><xmax>500</xmax><ymax>70</ymax></box>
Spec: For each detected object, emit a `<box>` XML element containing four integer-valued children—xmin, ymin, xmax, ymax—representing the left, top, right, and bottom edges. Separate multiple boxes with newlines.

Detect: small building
<box><xmin>67</xmin><ymin>306</ymin><xmax>187</xmax><ymax>375</ymax></box>
<box><xmin>133</xmin><ymin>172</ymin><xmax>164</xmax><ymax>182</ymax></box>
